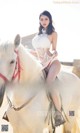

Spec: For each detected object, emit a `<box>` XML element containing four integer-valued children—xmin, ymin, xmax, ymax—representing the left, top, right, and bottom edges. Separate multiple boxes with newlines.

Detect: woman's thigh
<box><xmin>46</xmin><ymin>60</ymin><xmax>61</xmax><ymax>82</ymax></box>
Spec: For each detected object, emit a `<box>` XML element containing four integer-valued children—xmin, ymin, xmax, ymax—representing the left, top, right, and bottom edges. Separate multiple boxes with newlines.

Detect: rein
<box><xmin>7</xmin><ymin>94</ymin><xmax>36</xmax><ymax>111</ymax></box>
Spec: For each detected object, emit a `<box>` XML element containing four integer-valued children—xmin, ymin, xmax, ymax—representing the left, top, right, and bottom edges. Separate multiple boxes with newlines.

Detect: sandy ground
<box><xmin>0</xmin><ymin>65</ymin><xmax>73</xmax><ymax>133</ymax></box>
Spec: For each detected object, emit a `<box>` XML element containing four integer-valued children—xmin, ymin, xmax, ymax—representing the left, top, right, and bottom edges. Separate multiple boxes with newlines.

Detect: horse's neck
<box><xmin>6</xmin><ymin>83</ymin><xmax>34</xmax><ymax>104</ymax></box>
<box><xmin>18</xmin><ymin>45</ymin><xmax>43</xmax><ymax>84</ymax></box>
<box><xmin>6</xmin><ymin>45</ymin><xmax>45</xmax><ymax>107</ymax></box>
<box><xmin>7</xmin><ymin>82</ymin><xmax>49</xmax><ymax>109</ymax></box>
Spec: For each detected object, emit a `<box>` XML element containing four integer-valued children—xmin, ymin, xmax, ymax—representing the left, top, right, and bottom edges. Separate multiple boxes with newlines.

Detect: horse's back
<box><xmin>58</xmin><ymin>71</ymin><xmax>79</xmax><ymax>82</ymax></box>
<box><xmin>56</xmin><ymin>71</ymin><xmax>80</xmax><ymax>110</ymax></box>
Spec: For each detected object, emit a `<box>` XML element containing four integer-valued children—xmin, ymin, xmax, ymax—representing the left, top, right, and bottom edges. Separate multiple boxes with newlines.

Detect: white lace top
<box><xmin>32</xmin><ymin>33</ymin><xmax>51</xmax><ymax>49</ymax></box>
<box><xmin>32</xmin><ymin>32</ymin><xmax>57</xmax><ymax>67</ymax></box>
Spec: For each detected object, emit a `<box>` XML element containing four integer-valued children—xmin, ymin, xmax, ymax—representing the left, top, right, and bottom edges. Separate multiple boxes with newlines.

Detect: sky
<box><xmin>0</xmin><ymin>0</ymin><xmax>80</xmax><ymax>61</ymax></box>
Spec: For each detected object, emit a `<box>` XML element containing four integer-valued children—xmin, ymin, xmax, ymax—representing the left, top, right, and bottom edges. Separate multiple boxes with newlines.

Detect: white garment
<box><xmin>32</xmin><ymin>34</ymin><xmax>50</xmax><ymax>49</ymax></box>
<box><xmin>32</xmin><ymin>33</ymin><xmax>57</xmax><ymax>68</ymax></box>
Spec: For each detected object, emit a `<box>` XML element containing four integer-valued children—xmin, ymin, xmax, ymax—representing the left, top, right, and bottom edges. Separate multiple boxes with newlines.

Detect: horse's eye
<box><xmin>10</xmin><ymin>60</ymin><xmax>15</xmax><ymax>64</ymax></box>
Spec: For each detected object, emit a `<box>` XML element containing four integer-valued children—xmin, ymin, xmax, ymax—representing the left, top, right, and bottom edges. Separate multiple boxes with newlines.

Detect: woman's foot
<box><xmin>54</xmin><ymin>110</ymin><xmax>66</xmax><ymax>127</ymax></box>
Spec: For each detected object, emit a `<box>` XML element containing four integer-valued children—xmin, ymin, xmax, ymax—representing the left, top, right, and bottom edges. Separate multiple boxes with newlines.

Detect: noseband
<box><xmin>0</xmin><ymin>50</ymin><xmax>21</xmax><ymax>83</ymax></box>
<box><xmin>0</xmin><ymin>73</ymin><xmax>8</xmax><ymax>82</ymax></box>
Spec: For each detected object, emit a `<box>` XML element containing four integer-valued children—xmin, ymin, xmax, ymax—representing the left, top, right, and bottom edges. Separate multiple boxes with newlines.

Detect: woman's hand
<box><xmin>53</xmin><ymin>50</ymin><xmax>58</xmax><ymax>57</ymax></box>
<box><xmin>29</xmin><ymin>49</ymin><xmax>37</xmax><ymax>56</ymax></box>
<box><xmin>47</xmin><ymin>50</ymin><xmax>53</xmax><ymax>56</ymax></box>
<box><xmin>47</xmin><ymin>49</ymin><xmax>58</xmax><ymax>57</ymax></box>
<box><xmin>42</xmin><ymin>50</ymin><xmax>58</xmax><ymax>67</ymax></box>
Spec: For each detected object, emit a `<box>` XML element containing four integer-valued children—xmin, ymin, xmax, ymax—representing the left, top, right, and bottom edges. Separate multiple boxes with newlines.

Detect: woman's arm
<box><xmin>26</xmin><ymin>48</ymin><xmax>38</xmax><ymax>57</ymax></box>
<box><xmin>30</xmin><ymin>49</ymin><xmax>38</xmax><ymax>57</ymax></box>
<box><xmin>50</xmin><ymin>32</ymin><xmax>58</xmax><ymax>57</ymax></box>
<box><xmin>52</xmin><ymin>31</ymin><xmax>57</xmax><ymax>50</ymax></box>
<box><xmin>45</xmin><ymin>32</ymin><xmax>58</xmax><ymax>58</ymax></box>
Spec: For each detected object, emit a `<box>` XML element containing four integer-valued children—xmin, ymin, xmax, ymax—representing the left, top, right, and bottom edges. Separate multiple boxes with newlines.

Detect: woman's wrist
<box><xmin>50</xmin><ymin>50</ymin><xmax>55</xmax><ymax>54</ymax></box>
<box><xmin>47</xmin><ymin>50</ymin><xmax>58</xmax><ymax>58</ymax></box>
<box><xmin>47</xmin><ymin>50</ymin><xmax>53</xmax><ymax>57</ymax></box>
<box><xmin>47</xmin><ymin>51</ymin><xmax>53</xmax><ymax>56</ymax></box>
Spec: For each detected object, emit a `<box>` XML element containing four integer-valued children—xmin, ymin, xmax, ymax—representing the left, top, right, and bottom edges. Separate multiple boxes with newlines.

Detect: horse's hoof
<box><xmin>54</xmin><ymin>110</ymin><xmax>66</xmax><ymax>127</ymax></box>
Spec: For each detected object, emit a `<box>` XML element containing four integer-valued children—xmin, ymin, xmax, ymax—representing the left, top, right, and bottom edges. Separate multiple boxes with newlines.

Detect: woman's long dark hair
<box><xmin>38</xmin><ymin>10</ymin><xmax>55</xmax><ymax>35</ymax></box>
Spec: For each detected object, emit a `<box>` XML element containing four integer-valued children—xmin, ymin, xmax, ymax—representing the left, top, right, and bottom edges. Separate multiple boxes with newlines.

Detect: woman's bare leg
<box><xmin>46</xmin><ymin>60</ymin><xmax>61</xmax><ymax>111</ymax></box>
<box><xmin>46</xmin><ymin>60</ymin><xmax>61</xmax><ymax>84</ymax></box>
<box><xmin>45</xmin><ymin>60</ymin><xmax>66</xmax><ymax>126</ymax></box>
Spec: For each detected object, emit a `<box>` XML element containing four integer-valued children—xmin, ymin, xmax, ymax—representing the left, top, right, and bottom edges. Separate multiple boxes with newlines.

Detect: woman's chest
<box><xmin>32</xmin><ymin>34</ymin><xmax>51</xmax><ymax>49</ymax></box>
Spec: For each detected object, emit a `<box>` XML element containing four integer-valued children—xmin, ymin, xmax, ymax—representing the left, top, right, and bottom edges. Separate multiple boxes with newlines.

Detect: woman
<box><xmin>31</xmin><ymin>10</ymin><xmax>65</xmax><ymax>126</ymax></box>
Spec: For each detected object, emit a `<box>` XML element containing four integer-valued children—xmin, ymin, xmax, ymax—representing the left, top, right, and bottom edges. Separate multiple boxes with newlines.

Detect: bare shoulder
<box><xmin>52</xmin><ymin>31</ymin><xmax>58</xmax><ymax>38</ymax></box>
<box><xmin>48</xmin><ymin>31</ymin><xmax>57</xmax><ymax>43</ymax></box>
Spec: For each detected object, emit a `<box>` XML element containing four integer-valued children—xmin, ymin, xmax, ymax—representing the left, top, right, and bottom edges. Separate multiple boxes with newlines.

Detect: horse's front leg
<box><xmin>63</xmin><ymin>122</ymin><xmax>72</xmax><ymax>133</ymax></box>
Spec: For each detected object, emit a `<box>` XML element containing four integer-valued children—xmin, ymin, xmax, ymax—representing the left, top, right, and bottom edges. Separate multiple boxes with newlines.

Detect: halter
<box><xmin>0</xmin><ymin>50</ymin><xmax>21</xmax><ymax>83</ymax></box>
<box><xmin>0</xmin><ymin>74</ymin><xmax>8</xmax><ymax>82</ymax></box>
<box><xmin>12</xmin><ymin>50</ymin><xmax>21</xmax><ymax>81</ymax></box>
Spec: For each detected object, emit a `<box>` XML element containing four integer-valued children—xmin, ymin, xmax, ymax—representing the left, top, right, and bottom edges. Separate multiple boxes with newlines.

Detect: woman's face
<box><xmin>39</xmin><ymin>15</ymin><xmax>50</xmax><ymax>29</ymax></box>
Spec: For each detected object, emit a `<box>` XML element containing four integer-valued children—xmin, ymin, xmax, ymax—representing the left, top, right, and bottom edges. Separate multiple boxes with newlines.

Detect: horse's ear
<box><xmin>14</xmin><ymin>34</ymin><xmax>21</xmax><ymax>48</ymax></box>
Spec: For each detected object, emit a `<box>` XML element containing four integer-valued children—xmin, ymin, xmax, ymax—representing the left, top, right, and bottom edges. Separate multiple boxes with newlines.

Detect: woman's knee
<box><xmin>46</xmin><ymin>60</ymin><xmax>61</xmax><ymax>82</ymax></box>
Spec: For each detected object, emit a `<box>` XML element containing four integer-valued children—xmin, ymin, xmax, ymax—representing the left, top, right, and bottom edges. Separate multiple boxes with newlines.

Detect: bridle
<box><xmin>0</xmin><ymin>50</ymin><xmax>36</xmax><ymax>111</ymax></box>
<box><xmin>0</xmin><ymin>74</ymin><xmax>8</xmax><ymax>82</ymax></box>
<box><xmin>0</xmin><ymin>50</ymin><xmax>21</xmax><ymax>83</ymax></box>
<box><xmin>12</xmin><ymin>50</ymin><xmax>21</xmax><ymax>81</ymax></box>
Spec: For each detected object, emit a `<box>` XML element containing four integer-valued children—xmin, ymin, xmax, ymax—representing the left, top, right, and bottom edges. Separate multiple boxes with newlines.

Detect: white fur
<box><xmin>0</xmin><ymin>35</ymin><xmax>80</xmax><ymax>133</ymax></box>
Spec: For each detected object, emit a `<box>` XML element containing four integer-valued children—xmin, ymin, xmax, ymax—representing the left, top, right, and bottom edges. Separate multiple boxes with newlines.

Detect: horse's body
<box><xmin>6</xmin><ymin>84</ymin><xmax>49</xmax><ymax>133</ymax></box>
<box><xmin>0</xmin><ymin>35</ymin><xmax>80</xmax><ymax>133</ymax></box>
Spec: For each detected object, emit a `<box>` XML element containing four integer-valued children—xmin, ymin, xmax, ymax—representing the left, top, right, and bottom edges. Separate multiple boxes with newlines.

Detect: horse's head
<box><xmin>0</xmin><ymin>34</ymin><xmax>20</xmax><ymax>85</ymax></box>
<box><xmin>0</xmin><ymin>34</ymin><xmax>21</xmax><ymax>106</ymax></box>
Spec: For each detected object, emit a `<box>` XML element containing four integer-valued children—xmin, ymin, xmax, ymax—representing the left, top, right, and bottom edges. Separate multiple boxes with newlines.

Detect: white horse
<box><xmin>0</xmin><ymin>34</ymin><xmax>80</xmax><ymax>133</ymax></box>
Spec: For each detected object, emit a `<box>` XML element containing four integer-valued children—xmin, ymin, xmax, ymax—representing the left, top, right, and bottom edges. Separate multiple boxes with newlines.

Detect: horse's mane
<box><xmin>18</xmin><ymin>44</ymin><xmax>44</xmax><ymax>84</ymax></box>
<box><xmin>0</xmin><ymin>40</ymin><xmax>14</xmax><ymax>52</ymax></box>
